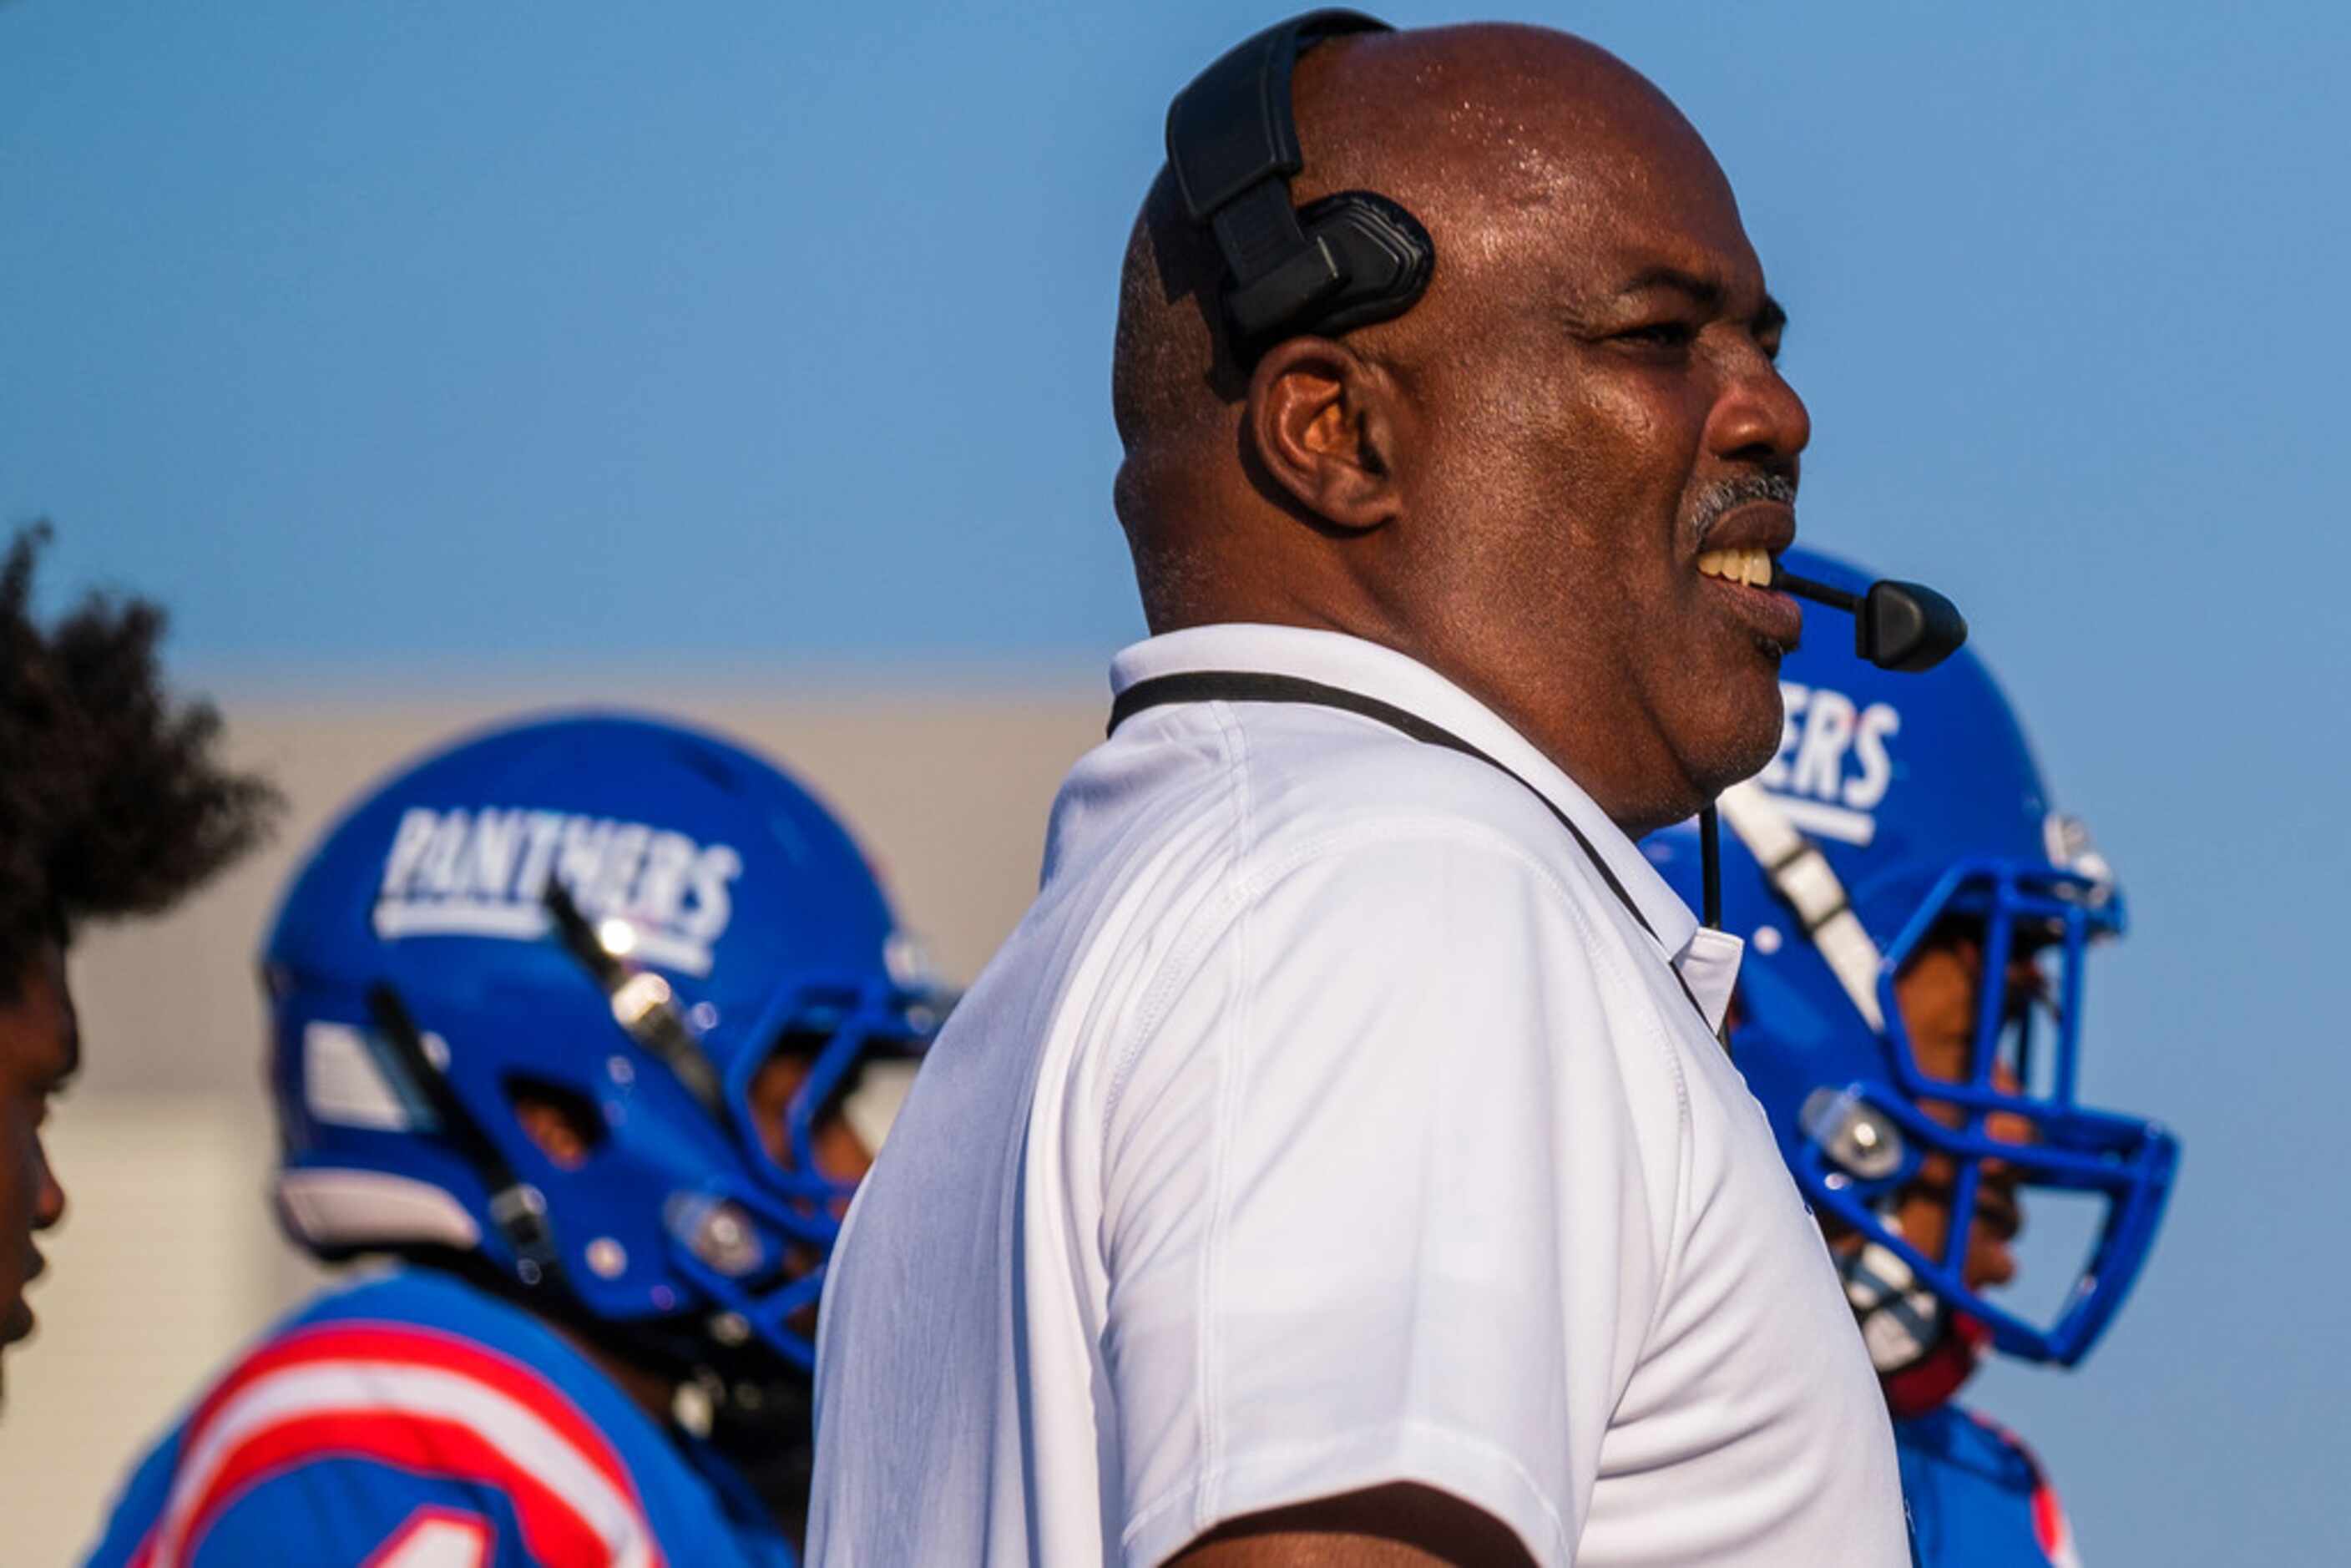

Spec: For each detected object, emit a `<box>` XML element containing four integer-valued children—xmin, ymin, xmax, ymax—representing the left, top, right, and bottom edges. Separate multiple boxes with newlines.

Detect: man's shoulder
<box><xmin>1231</xmin><ymin>704</ymin><xmax>1575</xmax><ymax>839</ymax></box>
<box><xmin>1184</xmin><ymin>719</ymin><xmax>1627</xmax><ymax>946</ymax></box>
<box><xmin>1103</xmin><ymin>695</ymin><xmax>1576</xmax><ymax>846</ymax></box>
<box><xmin>1047</xmin><ymin>711</ymin><xmax>1614</xmax><ymax>977</ymax></box>
<box><xmin>1065</xmin><ymin>711</ymin><xmax>1691</xmax><ymax>1077</ymax></box>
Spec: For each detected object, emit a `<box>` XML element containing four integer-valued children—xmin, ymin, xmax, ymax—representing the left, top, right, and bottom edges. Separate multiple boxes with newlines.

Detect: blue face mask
<box><xmin>1794</xmin><ymin>856</ymin><xmax>2179</xmax><ymax>1367</ymax></box>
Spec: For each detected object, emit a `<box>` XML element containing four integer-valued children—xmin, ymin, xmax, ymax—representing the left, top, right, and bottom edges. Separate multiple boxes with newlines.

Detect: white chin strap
<box><xmin>1714</xmin><ymin>781</ymin><xmax>1886</xmax><ymax>1032</ymax></box>
<box><xmin>1844</xmin><ymin>1231</ymin><xmax>1948</xmax><ymax>1374</ymax></box>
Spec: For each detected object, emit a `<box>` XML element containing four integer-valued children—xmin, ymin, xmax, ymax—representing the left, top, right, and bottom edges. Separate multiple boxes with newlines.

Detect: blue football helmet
<box><xmin>1648</xmin><ymin>548</ymin><xmax>2177</xmax><ymax>1372</ymax></box>
<box><xmin>261</xmin><ymin>712</ymin><xmax>945</xmax><ymax>1380</ymax></box>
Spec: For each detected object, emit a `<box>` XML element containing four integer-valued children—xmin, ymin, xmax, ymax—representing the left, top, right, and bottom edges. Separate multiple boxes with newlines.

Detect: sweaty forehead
<box><xmin>1290</xmin><ymin>26</ymin><xmax>1758</xmax><ymax>305</ymax></box>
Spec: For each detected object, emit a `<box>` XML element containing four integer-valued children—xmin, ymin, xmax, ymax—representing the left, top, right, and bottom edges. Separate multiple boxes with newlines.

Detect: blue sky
<box><xmin>5</xmin><ymin>2</ymin><xmax>2346</xmax><ymax>1558</ymax></box>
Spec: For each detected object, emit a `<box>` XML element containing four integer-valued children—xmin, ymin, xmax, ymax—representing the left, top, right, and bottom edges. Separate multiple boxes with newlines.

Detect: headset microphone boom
<box><xmin>1774</xmin><ymin>564</ymin><xmax>1969</xmax><ymax>675</ymax></box>
<box><xmin>1696</xmin><ymin>569</ymin><xmax>1968</xmax><ymax>939</ymax></box>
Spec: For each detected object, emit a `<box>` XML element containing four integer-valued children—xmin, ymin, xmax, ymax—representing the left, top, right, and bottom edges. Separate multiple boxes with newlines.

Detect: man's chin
<box><xmin>1688</xmin><ymin>707</ymin><xmax>1787</xmax><ymax>807</ymax></box>
<box><xmin>1610</xmin><ymin>655</ymin><xmax>1787</xmax><ymax>833</ymax></box>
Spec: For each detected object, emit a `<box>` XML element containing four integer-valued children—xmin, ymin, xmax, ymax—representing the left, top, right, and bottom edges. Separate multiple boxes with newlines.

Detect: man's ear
<box><xmin>1244</xmin><ymin>337</ymin><xmax>1403</xmax><ymax>533</ymax></box>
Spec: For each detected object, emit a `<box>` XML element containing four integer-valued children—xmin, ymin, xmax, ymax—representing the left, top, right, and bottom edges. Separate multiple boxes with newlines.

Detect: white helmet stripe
<box><xmin>1716</xmin><ymin>781</ymin><xmax>1886</xmax><ymax>1031</ymax></box>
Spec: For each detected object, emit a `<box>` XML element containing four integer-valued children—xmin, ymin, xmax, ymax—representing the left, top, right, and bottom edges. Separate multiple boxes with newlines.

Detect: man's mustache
<box><xmin>1691</xmin><ymin>473</ymin><xmax>1798</xmax><ymax>543</ymax></box>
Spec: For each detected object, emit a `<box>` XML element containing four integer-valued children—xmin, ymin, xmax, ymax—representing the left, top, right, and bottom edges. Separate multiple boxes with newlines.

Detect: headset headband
<box><xmin>1165</xmin><ymin>9</ymin><xmax>1435</xmax><ymax>354</ymax></box>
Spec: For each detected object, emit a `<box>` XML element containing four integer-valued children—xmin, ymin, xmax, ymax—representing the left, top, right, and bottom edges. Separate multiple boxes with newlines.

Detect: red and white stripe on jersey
<box><xmin>127</xmin><ymin>1322</ymin><xmax>664</xmax><ymax>1568</ymax></box>
<box><xmin>360</xmin><ymin>1506</ymin><xmax>495</xmax><ymax>1568</ymax></box>
<box><xmin>1974</xmin><ymin>1412</ymin><xmax>2081</xmax><ymax>1568</ymax></box>
<box><xmin>2029</xmin><ymin>1466</ymin><xmax>2080</xmax><ymax>1568</ymax></box>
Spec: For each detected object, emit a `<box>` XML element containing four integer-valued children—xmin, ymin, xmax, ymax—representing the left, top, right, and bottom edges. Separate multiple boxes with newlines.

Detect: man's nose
<box><xmin>1703</xmin><ymin>350</ymin><xmax>1811</xmax><ymax>466</ymax></box>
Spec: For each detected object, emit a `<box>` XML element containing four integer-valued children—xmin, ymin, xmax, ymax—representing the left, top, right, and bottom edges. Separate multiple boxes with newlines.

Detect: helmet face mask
<box><xmin>1649</xmin><ymin>546</ymin><xmax>2179</xmax><ymax>1380</ymax></box>
<box><xmin>263</xmin><ymin>713</ymin><xmax>943</xmax><ymax>1383</ymax></box>
<box><xmin>1788</xmin><ymin>854</ymin><xmax>2177</xmax><ymax>1367</ymax></box>
<box><xmin>659</xmin><ymin>981</ymin><xmax>936</xmax><ymax>1372</ymax></box>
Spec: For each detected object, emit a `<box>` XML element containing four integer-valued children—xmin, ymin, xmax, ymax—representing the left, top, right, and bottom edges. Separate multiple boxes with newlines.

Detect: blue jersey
<box><xmin>1898</xmin><ymin>1404</ymin><xmax>2081</xmax><ymax>1568</ymax></box>
<box><xmin>85</xmin><ymin>1268</ymin><xmax>796</xmax><ymax>1568</ymax></box>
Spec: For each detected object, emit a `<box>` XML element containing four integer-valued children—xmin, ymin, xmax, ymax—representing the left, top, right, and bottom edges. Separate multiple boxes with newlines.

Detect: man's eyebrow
<box><xmin>1616</xmin><ymin>265</ymin><xmax>1727</xmax><ymax>309</ymax></box>
<box><xmin>1618</xmin><ymin>267</ymin><xmax>1791</xmax><ymax>336</ymax></box>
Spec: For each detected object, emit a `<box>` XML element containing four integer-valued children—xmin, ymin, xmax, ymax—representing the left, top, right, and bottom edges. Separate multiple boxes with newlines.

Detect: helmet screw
<box><xmin>1800</xmin><ymin>1086</ymin><xmax>1906</xmax><ymax>1182</ymax></box>
<box><xmin>710</xmin><ymin>1311</ymin><xmax>753</xmax><ymax>1346</ymax></box>
<box><xmin>672</xmin><ymin>1376</ymin><xmax>717</xmax><ymax>1438</ymax></box>
<box><xmin>586</xmin><ymin>1237</ymin><xmax>628</xmax><ymax>1279</ymax></box>
<box><xmin>665</xmin><ymin>1193</ymin><xmax>767</xmax><ymax>1277</ymax></box>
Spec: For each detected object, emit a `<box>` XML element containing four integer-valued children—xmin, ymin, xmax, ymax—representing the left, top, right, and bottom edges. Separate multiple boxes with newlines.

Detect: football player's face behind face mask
<box><xmin>513</xmin><ymin>1044</ymin><xmax>882</xmax><ymax>1335</ymax></box>
<box><xmin>1879</xmin><ymin>921</ymin><xmax>2045</xmax><ymax>1296</ymax></box>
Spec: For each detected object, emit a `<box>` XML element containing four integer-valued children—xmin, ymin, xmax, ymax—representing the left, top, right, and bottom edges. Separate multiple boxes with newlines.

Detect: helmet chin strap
<box><xmin>1840</xmin><ymin>1219</ymin><xmax>1944</xmax><ymax>1372</ymax></box>
<box><xmin>1839</xmin><ymin>1216</ymin><xmax>1987</xmax><ymax>1416</ymax></box>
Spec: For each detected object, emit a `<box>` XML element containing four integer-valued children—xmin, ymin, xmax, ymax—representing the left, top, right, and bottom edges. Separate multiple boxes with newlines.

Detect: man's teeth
<box><xmin>1697</xmin><ymin>548</ymin><xmax>1773</xmax><ymax>587</ymax></box>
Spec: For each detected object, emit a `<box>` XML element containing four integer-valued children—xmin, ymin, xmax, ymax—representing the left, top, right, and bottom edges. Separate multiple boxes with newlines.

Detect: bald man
<box><xmin>809</xmin><ymin>16</ymin><xmax>1909</xmax><ymax>1566</ymax></box>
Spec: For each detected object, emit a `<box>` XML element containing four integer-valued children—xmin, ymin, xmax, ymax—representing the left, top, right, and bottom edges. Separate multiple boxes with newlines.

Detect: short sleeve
<box><xmin>1100</xmin><ymin>824</ymin><xmax>1681</xmax><ymax>1568</ymax></box>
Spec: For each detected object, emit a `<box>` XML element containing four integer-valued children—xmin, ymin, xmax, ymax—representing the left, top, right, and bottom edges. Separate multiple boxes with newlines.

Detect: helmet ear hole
<box><xmin>504</xmin><ymin>1075</ymin><xmax>607</xmax><ymax>1171</ymax></box>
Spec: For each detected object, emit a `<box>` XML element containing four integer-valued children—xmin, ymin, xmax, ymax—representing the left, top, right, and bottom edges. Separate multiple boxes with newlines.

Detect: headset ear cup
<box><xmin>1294</xmin><ymin>190</ymin><xmax>1437</xmax><ymax>336</ymax></box>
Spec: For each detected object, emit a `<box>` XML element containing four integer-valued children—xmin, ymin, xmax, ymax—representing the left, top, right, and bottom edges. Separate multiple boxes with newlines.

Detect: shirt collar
<box><xmin>1110</xmin><ymin>624</ymin><xmax>1715</xmax><ymax>980</ymax></box>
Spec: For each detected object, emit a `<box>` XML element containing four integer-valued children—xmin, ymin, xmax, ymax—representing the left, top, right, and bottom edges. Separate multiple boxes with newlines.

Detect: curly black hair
<box><xmin>0</xmin><ymin>524</ymin><xmax>281</xmax><ymax>990</ymax></box>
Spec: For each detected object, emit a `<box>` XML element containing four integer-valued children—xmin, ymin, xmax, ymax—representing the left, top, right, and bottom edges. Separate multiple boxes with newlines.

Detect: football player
<box><xmin>1648</xmin><ymin>547</ymin><xmax>2180</xmax><ymax>1566</ymax></box>
<box><xmin>87</xmin><ymin>712</ymin><xmax>943</xmax><ymax>1567</ymax></box>
<box><xmin>0</xmin><ymin>524</ymin><xmax>278</xmax><ymax>1406</ymax></box>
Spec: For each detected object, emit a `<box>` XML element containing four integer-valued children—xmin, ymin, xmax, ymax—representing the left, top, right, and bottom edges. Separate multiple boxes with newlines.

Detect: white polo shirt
<box><xmin>808</xmin><ymin>625</ymin><xmax>1908</xmax><ymax>1567</ymax></box>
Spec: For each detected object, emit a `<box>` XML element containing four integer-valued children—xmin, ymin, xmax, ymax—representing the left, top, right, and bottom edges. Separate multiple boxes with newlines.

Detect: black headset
<box><xmin>1165</xmin><ymin>9</ymin><xmax>1433</xmax><ymax>357</ymax></box>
